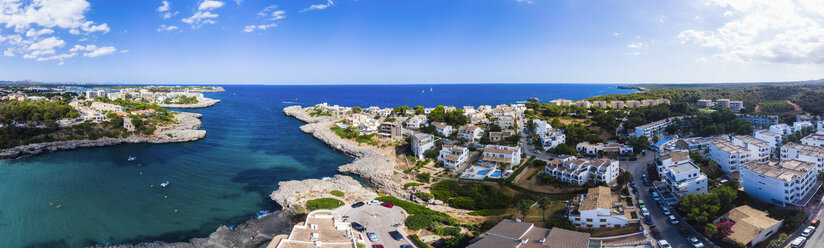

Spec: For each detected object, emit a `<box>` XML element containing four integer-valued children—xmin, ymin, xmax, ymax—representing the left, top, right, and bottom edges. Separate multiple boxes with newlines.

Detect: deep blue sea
<box><xmin>0</xmin><ymin>84</ymin><xmax>633</xmax><ymax>247</ymax></box>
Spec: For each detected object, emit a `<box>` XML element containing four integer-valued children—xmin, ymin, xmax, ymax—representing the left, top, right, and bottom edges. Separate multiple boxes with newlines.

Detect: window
<box><xmin>600</xmin><ymin>219</ymin><xmax>606</xmax><ymax>222</ymax></box>
<box><xmin>586</xmin><ymin>219</ymin><xmax>593</xmax><ymax>222</ymax></box>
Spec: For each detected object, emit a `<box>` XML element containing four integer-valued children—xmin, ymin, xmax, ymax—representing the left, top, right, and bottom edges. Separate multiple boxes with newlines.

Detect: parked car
<box><xmin>790</xmin><ymin>237</ymin><xmax>806</xmax><ymax>248</ymax></box>
<box><xmin>351</xmin><ymin>222</ymin><xmax>366</xmax><ymax>232</ymax></box>
<box><xmin>644</xmin><ymin>215</ymin><xmax>654</xmax><ymax>225</ymax></box>
<box><xmin>367</xmin><ymin>200</ymin><xmax>381</xmax><ymax>205</ymax></box>
<box><xmin>641</xmin><ymin>208</ymin><xmax>649</xmax><ymax>215</ymax></box>
<box><xmin>801</xmin><ymin>226</ymin><xmax>815</xmax><ymax>237</ymax></box>
<box><xmin>372</xmin><ymin>245</ymin><xmax>384</xmax><ymax>248</ymax></box>
<box><xmin>678</xmin><ymin>227</ymin><xmax>690</xmax><ymax>237</ymax></box>
<box><xmin>657</xmin><ymin>240</ymin><xmax>671</xmax><ymax>248</ymax></box>
<box><xmin>661</xmin><ymin>206</ymin><xmax>671</xmax><ymax>215</ymax></box>
<box><xmin>400</xmin><ymin>245</ymin><xmax>413</xmax><ymax>248</ymax></box>
<box><xmin>352</xmin><ymin>202</ymin><xmax>365</xmax><ymax>208</ymax></box>
<box><xmin>668</xmin><ymin>215</ymin><xmax>679</xmax><ymax>225</ymax></box>
<box><xmin>389</xmin><ymin>231</ymin><xmax>403</xmax><ymax>241</ymax></box>
<box><xmin>812</xmin><ymin>218</ymin><xmax>820</xmax><ymax>226</ymax></box>
<box><xmin>656</xmin><ymin>200</ymin><xmax>664</xmax><ymax>206</ymax></box>
<box><xmin>368</xmin><ymin>232</ymin><xmax>380</xmax><ymax>242</ymax></box>
<box><xmin>632</xmin><ymin>188</ymin><xmax>639</xmax><ymax>195</ymax></box>
<box><xmin>651</xmin><ymin>191</ymin><xmax>661</xmax><ymax>201</ymax></box>
<box><xmin>686</xmin><ymin>236</ymin><xmax>704</xmax><ymax>248</ymax></box>
<box><xmin>642</xmin><ymin>178</ymin><xmax>651</xmax><ymax>186</ymax></box>
<box><xmin>651</xmin><ymin>228</ymin><xmax>663</xmax><ymax>239</ymax></box>
<box><xmin>638</xmin><ymin>200</ymin><xmax>645</xmax><ymax>208</ymax></box>
<box><xmin>381</xmin><ymin>202</ymin><xmax>394</xmax><ymax>208</ymax></box>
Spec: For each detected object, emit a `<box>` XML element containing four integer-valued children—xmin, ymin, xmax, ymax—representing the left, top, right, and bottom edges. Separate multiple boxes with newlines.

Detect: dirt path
<box><xmin>787</xmin><ymin>100</ymin><xmax>803</xmax><ymax>113</ymax></box>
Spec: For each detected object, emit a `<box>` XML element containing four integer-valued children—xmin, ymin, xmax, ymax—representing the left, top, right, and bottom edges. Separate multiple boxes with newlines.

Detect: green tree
<box><xmin>352</xmin><ymin>106</ymin><xmax>362</xmax><ymax>113</ymax></box>
<box><xmin>413</xmin><ymin>105</ymin><xmax>425</xmax><ymax>115</ymax></box>
<box><xmin>392</xmin><ymin>105</ymin><xmax>410</xmax><ymax>116</ymax></box>
<box><xmin>704</xmin><ymin>223</ymin><xmax>718</xmax><ymax>238</ymax></box>
<box><xmin>515</xmin><ymin>199</ymin><xmax>535</xmax><ymax>221</ymax></box>
<box><xmin>627</xmin><ymin>136</ymin><xmax>651</xmax><ymax>153</ymax></box>
<box><xmin>538</xmin><ymin>197</ymin><xmax>551</xmax><ymax>221</ymax></box>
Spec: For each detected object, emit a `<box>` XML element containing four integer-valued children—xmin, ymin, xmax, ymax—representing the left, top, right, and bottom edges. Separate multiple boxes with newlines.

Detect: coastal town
<box><xmin>262</xmin><ymin>93</ymin><xmax>824</xmax><ymax>248</ymax></box>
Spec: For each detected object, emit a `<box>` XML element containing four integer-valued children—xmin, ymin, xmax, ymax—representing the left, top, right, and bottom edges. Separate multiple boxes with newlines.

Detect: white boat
<box><xmin>430</xmin><ymin>87</ymin><xmax>433</xmax><ymax>92</ymax></box>
<box><xmin>161</xmin><ymin>181</ymin><xmax>170</xmax><ymax>187</ymax></box>
<box><xmin>128</xmin><ymin>156</ymin><xmax>136</xmax><ymax>161</ymax></box>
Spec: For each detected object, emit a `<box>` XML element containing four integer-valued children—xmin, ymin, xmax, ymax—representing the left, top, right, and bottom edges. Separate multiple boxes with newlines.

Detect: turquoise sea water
<box><xmin>0</xmin><ymin>84</ymin><xmax>633</xmax><ymax>247</ymax></box>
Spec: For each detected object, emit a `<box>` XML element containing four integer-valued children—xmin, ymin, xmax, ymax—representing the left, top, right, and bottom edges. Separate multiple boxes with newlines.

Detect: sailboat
<box><xmin>128</xmin><ymin>156</ymin><xmax>136</xmax><ymax>161</ymax></box>
<box><xmin>161</xmin><ymin>181</ymin><xmax>170</xmax><ymax>187</ymax></box>
<box><xmin>430</xmin><ymin>87</ymin><xmax>433</xmax><ymax>92</ymax></box>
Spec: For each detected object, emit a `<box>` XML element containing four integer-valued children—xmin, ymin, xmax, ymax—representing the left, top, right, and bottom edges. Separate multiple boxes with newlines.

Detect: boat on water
<box><xmin>128</xmin><ymin>156</ymin><xmax>136</xmax><ymax>161</ymax></box>
<box><xmin>161</xmin><ymin>181</ymin><xmax>170</xmax><ymax>187</ymax></box>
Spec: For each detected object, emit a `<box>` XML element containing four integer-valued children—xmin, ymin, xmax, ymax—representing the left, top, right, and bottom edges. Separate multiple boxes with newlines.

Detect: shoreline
<box><xmin>159</xmin><ymin>97</ymin><xmax>221</xmax><ymax>109</ymax></box>
<box><xmin>0</xmin><ymin>112</ymin><xmax>206</xmax><ymax>159</ymax></box>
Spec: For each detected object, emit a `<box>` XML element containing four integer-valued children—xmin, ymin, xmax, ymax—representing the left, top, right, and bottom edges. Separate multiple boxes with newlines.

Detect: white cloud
<box><xmin>3</xmin><ymin>48</ymin><xmax>13</xmax><ymax>57</ymax></box>
<box><xmin>183</xmin><ymin>1</ymin><xmax>225</xmax><ymax>27</ymax></box>
<box><xmin>29</xmin><ymin>37</ymin><xmax>65</xmax><ymax>51</ymax></box>
<box><xmin>613</xmin><ymin>32</ymin><xmax>620</xmax><ymax>36</ymax></box>
<box><xmin>515</xmin><ymin>0</ymin><xmax>534</xmax><ymax>4</ymax></box>
<box><xmin>244</xmin><ymin>5</ymin><xmax>285</xmax><ymax>32</ymax></box>
<box><xmin>157</xmin><ymin>24</ymin><xmax>179</xmax><ymax>32</ymax></box>
<box><xmin>0</xmin><ymin>0</ymin><xmax>109</xmax><ymax>33</ymax></box>
<box><xmin>25</xmin><ymin>28</ymin><xmax>54</xmax><ymax>37</ymax></box>
<box><xmin>626</xmin><ymin>42</ymin><xmax>647</xmax><ymax>49</ymax></box>
<box><xmin>199</xmin><ymin>0</ymin><xmax>224</xmax><ymax>11</ymax></box>
<box><xmin>302</xmin><ymin>0</ymin><xmax>334</xmax><ymax>12</ymax></box>
<box><xmin>678</xmin><ymin>0</ymin><xmax>824</xmax><ymax>64</ymax></box>
<box><xmin>157</xmin><ymin>1</ymin><xmax>170</xmax><ymax>12</ymax></box>
<box><xmin>83</xmin><ymin>46</ymin><xmax>116</xmax><ymax>57</ymax></box>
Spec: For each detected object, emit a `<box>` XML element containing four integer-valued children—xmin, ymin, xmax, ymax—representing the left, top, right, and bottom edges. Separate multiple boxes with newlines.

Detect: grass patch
<box><xmin>468</xmin><ymin>209</ymin><xmax>507</xmax><ymax>216</ymax></box>
<box><xmin>330</xmin><ymin>190</ymin><xmax>345</xmax><ymax>197</ymax></box>
<box><xmin>404</xmin><ymin>182</ymin><xmax>422</xmax><ymax>189</ymax></box>
<box><xmin>305</xmin><ymin>198</ymin><xmax>345</xmax><ymax>211</ymax></box>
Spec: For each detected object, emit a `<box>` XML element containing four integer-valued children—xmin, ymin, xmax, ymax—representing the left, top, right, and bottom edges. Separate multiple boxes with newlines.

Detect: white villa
<box><xmin>576</xmin><ymin>142</ymin><xmax>633</xmax><ymax>155</ymax></box>
<box><xmin>482</xmin><ymin>145</ymin><xmax>522</xmax><ymax>166</ymax></box>
<box><xmin>438</xmin><ymin>144</ymin><xmax>469</xmax><ymax>169</ymax></box>
<box><xmin>495</xmin><ymin>116</ymin><xmax>515</xmax><ymax>129</ymax></box>
<box><xmin>458</xmin><ymin>125</ymin><xmax>483</xmax><ymax>141</ymax></box>
<box><xmin>405</xmin><ymin>115</ymin><xmax>427</xmax><ymax>129</ymax></box>
<box><xmin>411</xmin><ymin>133</ymin><xmax>435</xmax><ymax>160</ymax></box>
<box><xmin>567</xmin><ymin>186</ymin><xmax>637</xmax><ymax>229</ymax></box>
<box><xmin>432</xmin><ymin>122</ymin><xmax>452</xmax><ymax>136</ymax></box>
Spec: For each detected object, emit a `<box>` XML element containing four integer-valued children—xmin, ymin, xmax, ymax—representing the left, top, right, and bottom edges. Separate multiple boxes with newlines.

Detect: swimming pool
<box><xmin>477</xmin><ymin>169</ymin><xmax>491</xmax><ymax>175</ymax></box>
<box><xmin>490</xmin><ymin>171</ymin><xmax>502</xmax><ymax>177</ymax></box>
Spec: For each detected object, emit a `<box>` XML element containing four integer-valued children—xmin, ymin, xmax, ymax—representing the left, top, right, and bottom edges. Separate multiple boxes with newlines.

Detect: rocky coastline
<box><xmin>0</xmin><ymin>112</ymin><xmax>206</xmax><ymax>159</ymax></box>
<box><xmin>159</xmin><ymin>97</ymin><xmax>221</xmax><ymax>109</ymax></box>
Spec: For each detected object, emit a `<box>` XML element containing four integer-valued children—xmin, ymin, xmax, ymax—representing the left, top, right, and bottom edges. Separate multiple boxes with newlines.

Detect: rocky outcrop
<box><xmin>270</xmin><ymin>175</ymin><xmax>379</xmax><ymax>209</ymax></box>
<box><xmin>159</xmin><ymin>98</ymin><xmax>221</xmax><ymax>109</ymax></box>
<box><xmin>0</xmin><ymin>112</ymin><xmax>206</xmax><ymax>159</ymax></box>
<box><xmin>283</xmin><ymin>106</ymin><xmax>406</xmax><ymax>199</ymax></box>
<box><xmin>89</xmin><ymin>210</ymin><xmax>294</xmax><ymax>248</ymax></box>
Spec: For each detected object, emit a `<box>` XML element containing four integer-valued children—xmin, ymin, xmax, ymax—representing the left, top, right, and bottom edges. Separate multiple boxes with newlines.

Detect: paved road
<box><xmin>785</xmin><ymin>195</ymin><xmax>824</xmax><ymax>248</ymax></box>
<box><xmin>624</xmin><ymin>152</ymin><xmax>695</xmax><ymax>248</ymax></box>
<box><xmin>343</xmin><ymin>203</ymin><xmax>412</xmax><ymax>248</ymax></box>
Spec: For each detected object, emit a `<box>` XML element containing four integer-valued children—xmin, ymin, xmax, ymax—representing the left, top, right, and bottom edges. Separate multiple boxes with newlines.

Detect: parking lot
<box><xmin>342</xmin><ymin>202</ymin><xmax>413</xmax><ymax>248</ymax></box>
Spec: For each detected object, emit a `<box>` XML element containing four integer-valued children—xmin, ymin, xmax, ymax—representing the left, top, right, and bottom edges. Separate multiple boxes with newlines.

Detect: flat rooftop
<box><xmin>742</xmin><ymin>159</ymin><xmax>816</xmax><ymax>182</ymax></box>
<box><xmin>669</xmin><ymin>161</ymin><xmax>699</xmax><ymax>175</ymax></box>
<box><xmin>712</xmin><ymin>139</ymin><xmax>748</xmax><ymax>154</ymax></box>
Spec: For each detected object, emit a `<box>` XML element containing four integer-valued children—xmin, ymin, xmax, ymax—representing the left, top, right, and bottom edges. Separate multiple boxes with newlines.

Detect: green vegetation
<box><xmin>0</xmin><ymin>114</ymin><xmax>132</xmax><ymax>149</ymax></box>
<box><xmin>415</xmin><ymin>192</ymin><xmax>434</xmax><ymax>201</ymax></box>
<box><xmin>417</xmin><ymin>172</ymin><xmax>431</xmax><ymax>183</ymax></box>
<box><xmin>430</xmin><ymin>180</ymin><xmax>513</xmax><ymax>210</ymax></box>
<box><xmin>677</xmin><ymin>185</ymin><xmax>738</xmax><ymax>233</ymax></box>
<box><xmin>426</xmin><ymin>105</ymin><xmax>467</xmax><ymax>126</ymax></box>
<box><xmin>758</xmin><ymin>100</ymin><xmax>794</xmax><ymax>113</ymax></box>
<box><xmin>376</xmin><ymin>196</ymin><xmax>458</xmax><ymax>230</ymax></box>
<box><xmin>409</xmin><ymin>234</ymin><xmax>431</xmax><ymax>248</ymax></box>
<box><xmin>330</xmin><ymin>126</ymin><xmax>378</xmax><ymax>145</ymax></box>
<box><xmin>305</xmin><ymin>198</ymin><xmax>345</xmax><ymax>211</ymax></box>
<box><xmin>467</xmin><ymin>209</ymin><xmax>507</xmax><ymax>216</ymax></box>
<box><xmin>0</xmin><ymin>100</ymin><xmax>79</xmax><ymax>124</ymax></box>
<box><xmin>403</xmin><ymin>182</ymin><xmax>422</xmax><ymax>189</ymax></box>
<box><xmin>330</xmin><ymin>190</ymin><xmax>345</xmax><ymax>197</ymax></box>
<box><xmin>163</xmin><ymin>95</ymin><xmax>199</xmax><ymax>104</ymax></box>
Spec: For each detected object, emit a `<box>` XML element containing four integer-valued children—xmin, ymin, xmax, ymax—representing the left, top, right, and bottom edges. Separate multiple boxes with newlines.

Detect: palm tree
<box><xmin>516</xmin><ymin>199</ymin><xmax>536</xmax><ymax>221</ymax></box>
<box><xmin>538</xmin><ymin>197</ymin><xmax>552</xmax><ymax>221</ymax></box>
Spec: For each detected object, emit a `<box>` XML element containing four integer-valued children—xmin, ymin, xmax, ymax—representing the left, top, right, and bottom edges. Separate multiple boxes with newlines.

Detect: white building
<box><xmin>741</xmin><ymin>159</ymin><xmax>820</xmax><ymax>207</ymax></box>
<box><xmin>568</xmin><ymin>186</ymin><xmax>636</xmax><ymax>229</ymax></box>
<box><xmin>709</xmin><ymin>139</ymin><xmax>750</xmax><ymax>174</ymax></box>
<box><xmin>576</xmin><ymin>142</ymin><xmax>633</xmax><ymax>154</ymax></box>
<box><xmin>657</xmin><ymin>151</ymin><xmax>691</xmax><ymax>175</ymax></box>
<box><xmin>482</xmin><ymin>145</ymin><xmax>522</xmax><ymax>166</ymax></box>
<box><xmin>780</xmin><ymin>143</ymin><xmax>824</xmax><ymax>167</ymax></box>
<box><xmin>532</xmin><ymin>119</ymin><xmax>551</xmax><ymax>135</ymax></box>
<box><xmin>729</xmin><ymin>101</ymin><xmax>744</xmax><ymax>112</ymax></box>
<box><xmin>495</xmin><ymin>116</ymin><xmax>515</xmax><ymax>129</ymax></box>
<box><xmin>754</xmin><ymin>130</ymin><xmax>782</xmax><ymax>150</ymax></box>
<box><xmin>467</xmin><ymin>112</ymin><xmax>487</xmax><ymax>124</ymax></box>
<box><xmin>437</xmin><ymin>144</ymin><xmax>470</xmax><ymax>169</ymax></box>
<box><xmin>432</xmin><ymin>122</ymin><xmax>452</xmax><ymax>136</ymax></box>
<box><xmin>769</xmin><ymin>124</ymin><xmax>793</xmax><ymax>136</ymax></box>
<box><xmin>731</xmin><ymin>135</ymin><xmax>771</xmax><ymax>162</ymax></box>
<box><xmin>544</xmin><ymin>156</ymin><xmax>620</xmax><ymax>185</ymax></box>
<box><xmin>697</xmin><ymin>99</ymin><xmax>713</xmax><ymax>108</ymax></box>
<box><xmin>633</xmin><ymin>118</ymin><xmax>678</xmax><ymax>139</ymax></box>
<box><xmin>405</xmin><ymin>115</ymin><xmax>427</xmax><ymax>129</ymax></box>
<box><xmin>84</xmin><ymin>90</ymin><xmax>106</xmax><ymax>99</ymax></box>
<box><xmin>538</xmin><ymin>130</ymin><xmax>565</xmax><ymax>150</ymax></box>
<box><xmin>457</xmin><ymin>125</ymin><xmax>483</xmax><ymax>141</ymax></box>
<box><xmin>90</xmin><ymin>102</ymin><xmax>123</xmax><ymax>112</ymax></box>
<box><xmin>411</xmin><ymin>133</ymin><xmax>435</xmax><ymax>160</ymax></box>
<box><xmin>737</xmin><ymin>114</ymin><xmax>779</xmax><ymax>128</ymax></box>
<box><xmin>712</xmin><ymin>206</ymin><xmax>783</xmax><ymax>247</ymax></box>
<box><xmin>793</xmin><ymin>121</ymin><xmax>814</xmax><ymax>133</ymax></box>
<box><xmin>663</xmin><ymin>161</ymin><xmax>708</xmax><ymax>202</ymax></box>
<box><xmin>800</xmin><ymin>131</ymin><xmax>824</xmax><ymax>147</ymax></box>
<box><xmin>673</xmin><ymin>137</ymin><xmax>714</xmax><ymax>151</ymax></box>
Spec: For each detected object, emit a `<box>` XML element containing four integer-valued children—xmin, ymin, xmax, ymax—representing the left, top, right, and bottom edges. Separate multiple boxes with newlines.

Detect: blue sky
<box><xmin>1</xmin><ymin>0</ymin><xmax>823</xmax><ymax>84</ymax></box>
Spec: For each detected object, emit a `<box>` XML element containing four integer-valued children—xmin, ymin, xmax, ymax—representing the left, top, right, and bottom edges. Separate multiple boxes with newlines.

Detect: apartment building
<box><xmin>610</xmin><ymin>100</ymin><xmax>624</xmax><ymax>110</ymax></box>
<box><xmin>490</xmin><ymin>131</ymin><xmax>514</xmax><ymax>143</ymax></box>
<box><xmin>754</xmin><ymin>130</ymin><xmax>782</xmax><ymax>150</ymax></box>
<box><xmin>769</xmin><ymin>124</ymin><xmax>793</xmax><ymax>136</ymax></box>
<box><xmin>438</xmin><ymin>144</ymin><xmax>469</xmax><ymax>169</ymax></box>
<box><xmin>801</xmin><ymin>131</ymin><xmax>824</xmax><ymax>147</ymax></box>
<box><xmin>567</xmin><ymin>186</ymin><xmax>637</xmax><ymax>229</ymax></box>
<box><xmin>697</xmin><ymin>99</ymin><xmax>713</xmax><ymax>108</ymax></box>
<box><xmin>741</xmin><ymin>159</ymin><xmax>821</xmax><ymax>207</ymax></box>
<box><xmin>729</xmin><ymin>101</ymin><xmax>744</xmax><ymax>112</ymax></box>
<box><xmin>432</xmin><ymin>122</ymin><xmax>452</xmax><ymax>136</ymax></box>
<box><xmin>495</xmin><ymin>116</ymin><xmax>515</xmax><ymax>129</ymax></box>
<box><xmin>633</xmin><ymin>118</ymin><xmax>673</xmax><ymax>138</ymax></box>
<box><xmin>378</xmin><ymin>122</ymin><xmax>402</xmax><ymax>140</ymax></box>
<box><xmin>90</xmin><ymin>102</ymin><xmax>123</xmax><ymax>112</ymax></box>
<box><xmin>737</xmin><ymin>114</ymin><xmax>779</xmax><ymax>128</ymax></box>
<box><xmin>793</xmin><ymin>121</ymin><xmax>814</xmax><ymax>133</ymax></box>
<box><xmin>663</xmin><ymin>161</ymin><xmax>708</xmax><ymax>202</ymax></box>
<box><xmin>732</xmin><ymin>135</ymin><xmax>772</xmax><ymax>162</ymax></box>
<box><xmin>576</xmin><ymin>142</ymin><xmax>633</xmax><ymax>154</ymax></box>
<box><xmin>673</xmin><ymin>137</ymin><xmax>714</xmax><ymax>151</ymax></box>
<box><xmin>780</xmin><ymin>143</ymin><xmax>824</xmax><ymax>167</ymax></box>
<box><xmin>544</xmin><ymin>156</ymin><xmax>619</xmax><ymax>185</ymax></box>
<box><xmin>709</xmin><ymin>139</ymin><xmax>750</xmax><ymax>174</ymax></box>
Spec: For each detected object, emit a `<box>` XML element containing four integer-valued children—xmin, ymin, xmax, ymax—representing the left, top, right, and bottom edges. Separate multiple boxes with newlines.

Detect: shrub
<box><xmin>305</xmin><ymin>198</ymin><xmax>344</xmax><ymax>211</ymax></box>
<box><xmin>403</xmin><ymin>182</ymin><xmax>422</xmax><ymax>189</ymax></box>
<box><xmin>330</xmin><ymin>190</ymin><xmax>345</xmax><ymax>197</ymax></box>
<box><xmin>435</xmin><ymin>226</ymin><xmax>462</xmax><ymax>236</ymax></box>
<box><xmin>376</xmin><ymin>196</ymin><xmax>458</xmax><ymax>230</ymax></box>
<box><xmin>415</xmin><ymin>192</ymin><xmax>434</xmax><ymax>201</ymax></box>
<box><xmin>468</xmin><ymin>209</ymin><xmax>507</xmax><ymax>216</ymax></box>
<box><xmin>417</xmin><ymin>172</ymin><xmax>431</xmax><ymax>183</ymax></box>
<box><xmin>410</xmin><ymin>234</ymin><xmax>430</xmax><ymax>248</ymax></box>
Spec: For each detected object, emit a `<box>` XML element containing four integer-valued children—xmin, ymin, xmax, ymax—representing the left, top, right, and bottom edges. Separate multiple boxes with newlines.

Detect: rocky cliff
<box><xmin>159</xmin><ymin>98</ymin><xmax>221</xmax><ymax>109</ymax></box>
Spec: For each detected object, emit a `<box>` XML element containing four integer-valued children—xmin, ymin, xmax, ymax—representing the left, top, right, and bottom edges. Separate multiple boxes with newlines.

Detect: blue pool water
<box><xmin>0</xmin><ymin>84</ymin><xmax>635</xmax><ymax>247</ymax></box>
<box><xmin>490</xmin><ymin>171</ymin><xmax>502</xmax><ymax>177</ymax></box>
<box><xmin>476</xmin><ymin>169</ymin><xmax>491</xmax><ymax>175</ymax></box>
